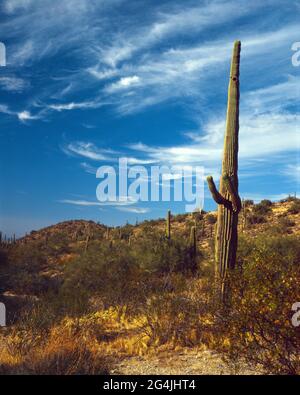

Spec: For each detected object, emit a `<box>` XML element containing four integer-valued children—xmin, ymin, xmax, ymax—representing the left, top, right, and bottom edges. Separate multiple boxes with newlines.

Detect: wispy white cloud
<box><xmin>0</xmin><ymin>104</ymin><xmax>40</xmax><ymax>123</ymax></box>
<box><xmin>106</xmin><ymin>76</ymin><xmax>141</xmax><ymax>92</ymax></box>
<box><xmin>115</xmin><ymin>207</ymin><xmax>150</xmax><ymax>214</ymax></box>
<box><xmin>4</xmin><ymin>0</ymin><xmax>34</xmax><ymax>13</ymax></box>
<box><xmin>3</xmin><ymin>0</ymin><xmax>299</xmax><ymax>118</ymax></box>
<box><xmin>245</xmin><ymin>75</ymin><xmax>300</xmax><ymax>113</ymax></box>
<box><xmin>125</xmin><ymin>57</ymin><xmax>300</xmax><ymax>166</ymax></box>
<box><xmin>80</xmin><ymin>162</ymin><xmax>97</xmax><ymax>174</ymax></box>
<box><xmin>63</xmin><ymin>142</ymin><xmax>117</xmax><ymax>161</ymax></box>
<box><xmin>82</xmin><ymin>123</ymin><xmax>96</xmax><ymax>129</ymax></box>
<box><xmin>281</xmin><ymin>164</ymin><xmax>300</xmax><ymax>184</ymax></box>
<box><xmin>0</xmin><ymin>76</ymin><xmax>29</xmax><ymax>92</ymax></box>
<box><xmin>87</xmin><ymin>23</ymin><xmax>299</xmax><ymax>115</ymax></box>
<box><xmin>126</xmin><ymin>112</ymin><xmax>299</xmax><ymax>169</ymax></box>
<box><xmin>96</xmin><ymin>0</ymin><xmax>263</xmax><ymax>68</ymax></box>
<box><xmin>58</xmin><ymin>199</ymin><xmax>103</xmax><ymax>207</ymax></box>
<box><xmin>63</xmin><ymin>141</ymin><xmax>157</xmax><ymax>165</ymax></box>
<box><xmin>17</xmin><ymin>110</ymin><xmax>38</xmax><ymax>122</ymax></box>
<box><xmin>48</xmin><ymin>100</ymin><xmax>105</xmax><ymax>112</ymax></box>
<box><xmin>58</xmin><ymin>196</ymin><xmax>137</xmax><ymax>207</ymax></box>
<box><xmin>3</xmin><ymin>0</ymin><xmax>123</xmax><ymax>66</ymax></box>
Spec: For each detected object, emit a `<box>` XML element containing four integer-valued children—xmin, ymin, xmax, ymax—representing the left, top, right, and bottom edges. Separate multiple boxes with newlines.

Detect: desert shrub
<box><xmin>216</xmin><ymin>235</ymin><xmax>300</xmax><ymax>374</ymax></box>
<box><xmin>243</xmin><ymin>199</ymin><xmax>254</xmax><ymax>207</ymax></box>
<box><xmin>288</xmin><ymin>200</ymin><xmax>300</xmax><ymax>215</ymax></box>
<box><xmin>248</xmin><ymin>213</ymin><xmax>267</xmax><ymax>224</ymax></box>
<box><xmin>192</xmin><ymin>212</ymin><xmax>203</xmax><ymax>223</ymax></box>
<box><xmin>0</xmin><ymin>325</ymin><xmax>110</xmax><ymax>375</ymax></box>
<box><xmin>142</xmin><ymin>218</ymin><xmax>164</xmax><ymax>227</ymax></box>
<box><xmin>143</xmin><ymin>293</ymin><xmax>199</xmax><ymax>346</ymax></box>
<box><xmin>280</xmin><ymin>196</ymin><xmax>299</xmax><ymax>203</ymax></box>
<box><xmin>260</xmin><ymin>199</ymin><xmax>273</xmax><ymax>207</ymax></box>
<box><xmin>174</xmin><ymin>213</ymin><xmax>188</xmax><ymax>223</ymax></box>
<box><xmin>206</xmin><ymin>214</ymin><xmax>217</xmax><ymax>225</ymax></box>
<box><xmin>260</xmin><ymin>217</ymin><xmax>295</xmax><ymax>236</ymax></box>
<box><xmin>141</xmin><ymin>275</ymin><xmax>212</xmax><ymax>348</ymax></box>
<box><xmin>45</xmin><ymin>232</ymin><xmax>71</xmax><ymax>256</ymax></box>
<box><xmin>133</xmin><ymin>234</ymin><xmax>201</xmax><ymax>275</ymax></box>
<box><xmin>118</xmin><ymin>224</ymin><xmax>134</xmax><ymax>240</ymax></box>
<box><xmin>4</xmin><ymin>243</ymin><xmax>51</xmax><ymax>294</ymax></box>
<box><xmin>0</xmin><ymin>247</ymin><xmax>8</xmax><ymax>265</ymax></box>
<box><xmin>277</xmin><ymin>217</ymin><xmax>295</xmax><ymax>231</ymax></box>
<box><xmin>8</xmin><ymin>242</ymin><xmax>48</xmax><ymax>271</ymax></box>
<box><xmin>0</xmin><ymin>247</ymin><xmax>8</xmax><ymax>292</ymax></box>
<box><xmin>63</xmin><ymin>243</ymin><xmax>142</xmax><ymax>311</ymax></box>
<box><xmin>252</xmin><ymin>201</ymin><xmax>272</xmax><ymax>216</ymax></box>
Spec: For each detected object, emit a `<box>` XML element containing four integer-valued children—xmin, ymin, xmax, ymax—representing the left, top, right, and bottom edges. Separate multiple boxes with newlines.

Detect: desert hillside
<box><xmin>0</xmin><ymin>196</ymin><xmax>299</xmax><ymax>374</ymax></box>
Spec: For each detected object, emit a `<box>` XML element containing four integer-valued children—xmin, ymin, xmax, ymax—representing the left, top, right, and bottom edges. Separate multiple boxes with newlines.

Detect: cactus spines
<box><xmin>206</xmin><ymin>41</ymin><xmax>242</xmax><ymax>299</ymax></box>
<box><xmin>166</xmin><ymin>209</ymin><xmax>171</xmax><ymax>239</ymax></box>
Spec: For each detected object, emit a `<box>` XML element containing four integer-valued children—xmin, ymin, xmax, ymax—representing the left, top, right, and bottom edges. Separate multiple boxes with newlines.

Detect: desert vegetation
<box><xmin>0</xmin><ymin>198</ymin><xmax>299</xmax><ymax>375</ymax></box>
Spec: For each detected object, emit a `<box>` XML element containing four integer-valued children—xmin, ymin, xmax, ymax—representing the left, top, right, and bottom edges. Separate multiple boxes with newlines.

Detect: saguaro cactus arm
<box><xmin>207</xmin><ymin>175</ymin><xmax>241</xmax><ymax>212</ymax></box>
<box><xmin>222</xmin><ymin>174</ymin><xmax>241</xmax><ymax>212</ymax></box>
<box><xmin>206</xmin><ymin>176</ymin><xmax>231</xmax><ymax>208</ymax></box>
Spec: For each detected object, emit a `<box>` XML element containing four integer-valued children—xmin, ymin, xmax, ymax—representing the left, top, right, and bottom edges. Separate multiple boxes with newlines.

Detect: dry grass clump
<box><xmin>0</xmin><ymin>317</ymin><xmax>110</xmax><ymax>375</ymax></box>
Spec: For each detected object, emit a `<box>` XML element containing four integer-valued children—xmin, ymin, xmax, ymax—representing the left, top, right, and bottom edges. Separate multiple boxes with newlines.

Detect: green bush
<box><xmin>288</xmin><ymin>200</ymin><xmax>300</xmax><ymax>215</ymax></box>
<box><xmin>277</xmin><ymin>217</ymin><xmax>295</xmax><ymax>232</ymax></box>
<box><xmin>133</xmin><ymin>234</ymin><xmax>201</xmax><ymax>275</ymax></box>
<box><xmin>260</xmin><ymin>199</ymin><xmax>273</xmax><ymax>207</ymax></box>
<box><xmin>173</xmin><ymin>213</ymin><xmax>188</xmax><ymax>223</ymax></box>
<box><xmin>63</xmin><ymin>242</ymin><xmax>143</xmax><ymax>311</ymax></box>
<box><xmin>243</xmin><ymin>199</ymin><xmax>254</xmax><ymax>207</ymax></box>
<box><xmin>248</xmin><ymin>213</ymin><xmax>267</xmax><ymax>224</ymax></box>
<box><xmin>216</xmin><ymin>235</ymin><xmax>300</xmax><ymax>374</ymax></box>
<box><xmin>252</xmin><ymin>201</ymin><xmax>272</xmax><ymax>216</ymax></box>
<box><xmin>280</xmin><ymin>196</ymin><xmax>299</xmax><ymax>203</ymax></box>
<box><xmin>206</xmin><ymin>214</ymin><xmax>217</xmax><ymax>225</ymax></box>
<box><xmin>4</xmin><ymin>243</ymin><xmax>50</xmax><ymax>294</ymax></box>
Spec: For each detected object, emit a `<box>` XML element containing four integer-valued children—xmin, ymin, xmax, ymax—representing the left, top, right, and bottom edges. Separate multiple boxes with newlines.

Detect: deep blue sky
<box><xmin>0</xmin><ymin>0</ymin><xmax>299</xmax><ymax>236</ymax></box>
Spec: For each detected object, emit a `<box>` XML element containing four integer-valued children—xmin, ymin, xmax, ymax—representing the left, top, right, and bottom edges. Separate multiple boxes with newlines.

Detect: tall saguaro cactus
<box><xmin>207</xmin><ymin>41</ymin><xmax>242</xmax><ymax>299</ymax></box>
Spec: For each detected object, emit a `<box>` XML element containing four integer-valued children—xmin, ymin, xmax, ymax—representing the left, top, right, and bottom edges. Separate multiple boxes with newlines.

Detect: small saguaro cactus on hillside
<box><xmin>105</xmin><ymin>227</ymin><xmax>110</xmax><ymax>240</ymax></box>
<box><xmin>241</xmin><ymin>198</ymin><xmax>248</xmax><ymax>231</ymax></box>
<box><xmin>206</xmin><ymin>41</ymin><xmax>242</xmax><ymax>299</ymax></box>
<box><xmin>190</xmin><ymin>226</ymin><xmax>197</xmax><ymax>258</ymax></box>
<box><xmin>84</xmin><ymin>234</ymin><xmax>90</xmax><ymax>252</ymax></box>
<box><xmin>84</xmin><ymin>225</ymin><xmax>91</xmax><ymax>252</ymax></box>
<box><xmin>166</xmin><ymin>209</ymin><xmax>171</xmax><ymax>239</ymax></box>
